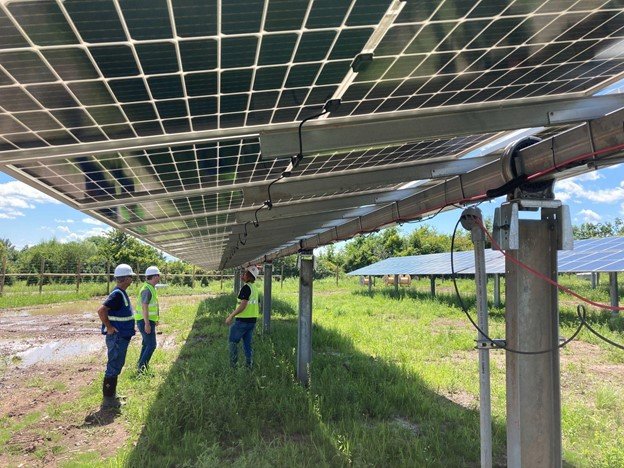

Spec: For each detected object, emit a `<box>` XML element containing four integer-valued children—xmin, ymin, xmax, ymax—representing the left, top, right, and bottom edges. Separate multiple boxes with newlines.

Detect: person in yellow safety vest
<box><xmin>225</xmin><ymin>265</ymin><xmax>260</xmax><ymax>368</ymax></box>
<box><xmin>136</xmin><ymin>265</ymin><xmax>161</xmax><ymax>373</ymax></box>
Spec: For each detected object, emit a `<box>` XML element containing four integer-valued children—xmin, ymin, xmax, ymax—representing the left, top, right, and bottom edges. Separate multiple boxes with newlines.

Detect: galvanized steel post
<box><xmin>505</xmin><ymin>214</ymin><xmax>564</xmax><ymax>467</ymax></box>
<box><xmin>609</xmin><ymin>272</ymin><xmax>619</xmax><ymax>316</ymax></box>
<box><xmin>297</xmin><ymin>250</ymin><xmax>314</xmax><ymax>386</ymax></box>
<box><xmin>234</xmin><ymin>267</ymin><xmax>241</xmax><ymax>293</ymax></box>
<box><xmin>493</xmin><ymin>273</ymin><xmax>501</xmax><ymax>308</ymax></box>
<box><xmin>263</xmin><ymin>262</ymin><xmax>273</xmax><ymax>333</ymax></box>
<box><xmin>461</xmin><ymin>207</ymin><xmax>492</xmax><ymax>468</ymax></box>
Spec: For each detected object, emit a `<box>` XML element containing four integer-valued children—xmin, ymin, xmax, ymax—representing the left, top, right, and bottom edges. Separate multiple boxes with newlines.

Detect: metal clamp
<box><xmin>476</xmin><ymin>339</ymin><xmax>506</xmax><ymax>349</ymax></box>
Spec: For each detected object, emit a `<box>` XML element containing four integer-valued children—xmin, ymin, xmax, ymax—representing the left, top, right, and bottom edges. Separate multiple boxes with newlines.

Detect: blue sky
<box><xmin>0</xmin><ymin>163</ymin><xmax>622</xmax><ymax>251</ymax></box>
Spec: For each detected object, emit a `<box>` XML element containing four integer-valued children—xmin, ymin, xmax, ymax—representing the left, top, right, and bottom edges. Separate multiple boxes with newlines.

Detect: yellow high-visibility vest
<box><xmin>237</xmin><ymin>282</ymin><xmax>259</xmax><ymax>318</ymax></box>
<box><xmin>135</xmin><ymin>282</ymin><xmax>159</xmax><ymax>321</ymax></box>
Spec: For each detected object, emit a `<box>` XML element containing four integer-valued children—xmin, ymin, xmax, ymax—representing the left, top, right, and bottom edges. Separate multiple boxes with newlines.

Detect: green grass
<box><xmin>1</xmin><ymin>276</ymin><xmax>623</xmax><ymax>466</ymax></box>
<box><xmin>0</xmin><ymin>280</ymin><xmax>216</xmax><ymax>309</ymax></box>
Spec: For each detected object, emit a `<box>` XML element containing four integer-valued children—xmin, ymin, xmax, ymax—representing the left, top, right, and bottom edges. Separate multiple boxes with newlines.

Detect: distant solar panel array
<box><xmin>0</xmin><ymin>1</ymin><xmax>623</xmax><ymax>268</ymax></box>
<box><xmin>348</xmin><ymin>237</ymin><xmax>624</xmax><ymax>276</ymax></box>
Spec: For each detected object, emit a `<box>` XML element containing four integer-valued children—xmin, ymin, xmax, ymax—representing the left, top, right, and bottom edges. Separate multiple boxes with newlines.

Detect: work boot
<box><xmin>103</xmin><ymin>376</ymin><xmax>116</xmax><ymax>397</ymax></box>
<box><xmin>101</xmin><ymin>395</ymin><xmax>122</xmax><ymax>409</ymax></box>
<box><xmin>101</xmin><ymin>376</ymin><xmax>125</xmax><ymax>409</ymax></box>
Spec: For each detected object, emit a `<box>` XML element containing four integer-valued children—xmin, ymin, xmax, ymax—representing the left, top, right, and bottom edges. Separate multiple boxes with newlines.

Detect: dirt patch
<box><xmin>0</xmin><ymin>359</ymin><xmax>130</xmax><ymax>467</ymax></box>
<box><xmin>429</xmin><ymin>317</ymin><xmax>469</xmax><ymax>334</ymax></box>
<box><xmin>440</xmin><ymin>389</ymin><xmax>478</xmax><ymax>410</ymax></box>
<box><xmin>0</xmin><ymin>294</ymin><xmax>210</xmax><ymax>466</ymax></box>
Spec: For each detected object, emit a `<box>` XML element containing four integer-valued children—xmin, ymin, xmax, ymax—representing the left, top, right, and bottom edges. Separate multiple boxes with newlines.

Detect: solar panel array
<box><xmin>348</xmin><ymin>237</ymin><xmax>624</xmax><ymax>276</ymax></box>
<box><xmin>0</xmin><ymin>1</ymin><xmax>623</xmax><ymax>268</ymax></box>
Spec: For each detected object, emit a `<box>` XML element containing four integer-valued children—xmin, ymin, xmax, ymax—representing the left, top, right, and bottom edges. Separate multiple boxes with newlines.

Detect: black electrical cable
<box><xmin>251</xmin><ymin>107</ymin><xmax>330</xmax><ymax>231</ymax></box>
<box><xmin>265</xmin><ymin>174</ymin><xmax>284</xmax><ymax>208</ymax></box>
<box><xmin>577</xmin><ymin>305</ymin><xmax>624</xmax><ymax>351</ymax></box>
<box><xmin>298</xmin><ymin>109</ymin><xmax>328</xmax><ymax>160</ymax></box>
<box><xmin>450</xmin><ymin>216</ymin><xmax>585</xmax><ymax>355</ymax></box>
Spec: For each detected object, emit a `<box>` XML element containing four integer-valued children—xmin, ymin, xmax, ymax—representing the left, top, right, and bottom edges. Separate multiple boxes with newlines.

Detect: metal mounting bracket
<box><xmin>493</xmin><ymin>196</ymin><xmax>572</xmax><ymax>251</ymax></box>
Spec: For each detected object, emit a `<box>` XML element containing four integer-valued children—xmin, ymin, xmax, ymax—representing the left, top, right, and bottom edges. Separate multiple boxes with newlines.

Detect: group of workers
<box><xmin>97</xmin><ymin>263</ymin><xmax>259</xmax><ymax>410</ymax></box>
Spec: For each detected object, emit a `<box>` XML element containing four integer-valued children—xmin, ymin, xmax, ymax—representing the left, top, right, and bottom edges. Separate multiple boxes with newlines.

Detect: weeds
<box><xmin>1</xmin><ymin>277</ymin><xmax>623</xmax><ymax>466</ymax></box>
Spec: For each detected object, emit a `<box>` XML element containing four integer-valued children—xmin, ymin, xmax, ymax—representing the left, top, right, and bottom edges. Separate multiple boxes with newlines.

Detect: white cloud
<box><xmin>555</xmin><ymin>191</ymin><xmax>572</xmax><ymax>202</ymax></box>
<box><xmin>575</xmin><ymin>171</ymin><xmax>602</xmax><ymax>182</ymax></box>
<box><xmin>57</xmin><ymin>225</ymin><xmax>71</xmax><ymax>234</ymax></box>
<box><xmin>54</xmin><ymin>218</ymin><xmax>75</xmax><ymax>223</ymax></box>
<box><xmin>82</xmin><ymin>217</ymin><xmax>105</xmax><ymax>226</ymax></box>
<box><xmin>58</xmin><ymin>226</ymin><xmax>111</xmax><ymax>243</ymax></box>
<box><xmin>579</xmin><ymin>209</ymin><xmax>601</xmax><ymax>223</ymax></box>
<box><xmin>554</xmin><ymin>178</ymin><xmax>624</xmax><ymax>204</ymax></box>
<box><xmin>0</xmin><ymin>181</ymin><xmax>59</xmax><ymax>219</ymax></box>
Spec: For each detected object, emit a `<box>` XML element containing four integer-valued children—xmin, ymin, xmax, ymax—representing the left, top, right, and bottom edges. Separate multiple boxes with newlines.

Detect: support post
<box><xmin>234</xmin><ymin>268</ymin><xmax>241</xmax><ymax>293</ymax></box>
<box><xmin>461</xmin><ymin>207</ymin><xmax>492</xmax><ymax>468</ymax></box>
<box><xmin>368</xmin><ymin>275</ymin><xmax>372</xmax><ymax>294</ymax></box>
<box><xmin>106</xmin><ymin>261</ymin><xmax>111</xmax><ymax>294</ymax></box>
<box><xmin>191</xmin><ymin>265</ymin><xmax>196</xmax><ymax>289</ymax></box>
<box><xmin>505</xmin><ymin>214</ymin><xmax>563</xmax><ymax>467</ymax></box>
<box><xmin>76</xmin><ymin>260</ymin><xmax>81</xmax><ymax>293</ymax></box>
<box><xmin>281</xmin><ymin>265</ymin><xmax>284</xmax><ymax>289</ymax></box>
<box><xmin>38</xmin><ymin>257</ymin><xmax>45</xmax><ymax>294</ymax></box>
<box><xmin>609</xmin><ymin>272</ymin><xmax>619</xmax><ymax>316</ymax></box>
<box><xmin>0</xmin><ymin>255</ymin><xmax>6</xmax><ymax>296</ymax></box>
<box><xmin>220</xmin><ymin>271</ymin><xmax>223</xmax><ymax>290</ymax></box>
<box><xmin>394</xmin><ymin>274</ymin><xmax>399</xmax><ymax>294</ymax></box>
<box><xmin>493</xmin><ymin>273</ymin><xmax>501</xmax><ymax>308</ymax></box>
<box><xmin>263</xmin><ymin>262</ymin><xmax>273</xmax><ymax>334</ymax></box>
<box><xmin>297</xmin><ymin>250</ymin><xmax>314</xmax><ymax>386</ymax></box>
<box><xmin>430</xmin><ymin>275</ymin><xmax>436</xmax><ymax>296</ymax></box>
<box><xmin>591</xmin><ymin>272</ymin><xmax>597</xmax><ymax>289</ymax></box>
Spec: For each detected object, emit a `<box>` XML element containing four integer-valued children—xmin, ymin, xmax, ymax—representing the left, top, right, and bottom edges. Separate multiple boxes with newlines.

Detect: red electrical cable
<box><xmin>470</xmin><ymin>214</ymin><xmax>624</xmax><ymax>311</ymax></box>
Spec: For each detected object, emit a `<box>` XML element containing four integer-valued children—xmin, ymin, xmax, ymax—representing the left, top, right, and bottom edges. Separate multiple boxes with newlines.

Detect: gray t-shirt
<box><xmin>141</xmin><ymin>288</ymin><xmax>152</xmax><ymax>305</ymax></box>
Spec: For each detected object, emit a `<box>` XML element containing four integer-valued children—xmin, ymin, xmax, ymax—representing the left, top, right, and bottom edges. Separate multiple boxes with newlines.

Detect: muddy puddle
<box><xmin>0</xmin><ymin>295</ymin><xmax>209</xmax><ymax>367</ymax></box>
<box><xmin>10</xmin><ymin>339</ymin><xmax>103</xmax><ymax>367</ymax></box>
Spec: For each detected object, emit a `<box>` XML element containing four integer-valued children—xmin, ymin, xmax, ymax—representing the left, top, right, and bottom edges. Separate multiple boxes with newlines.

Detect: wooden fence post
<box><xmin>220</xmin><ymin>271</ymin><xmax>224</xmax><ymax>290</ymax></box>
<box><xmin>191</xmin><ymin>265</ymin><xmax>196</xmax><ymax>289</ymax></box>
<box><xmin>39</xmin><ymin>257</ymin><xmax>45</xmax><ymax>294</ymax></box>
<box><xmin>76</xmin><ymin>260</ymin><xmax>81</xmax><ymax>293</ymax></box>
<box><xmin>0</xmin><ymin>255</ymin><xmax>6</xmax><ymax>296</ymax></box>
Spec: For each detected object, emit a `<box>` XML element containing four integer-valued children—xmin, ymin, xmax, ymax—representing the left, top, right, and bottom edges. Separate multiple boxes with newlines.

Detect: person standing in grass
<box><xmin>136</xmin><ymin>265</ymin><xmax>161</xmax><ymax>373</ymax></box>
<box><xmin>97</xmin><ymin>264</ymin><xmax>136</xmax><ymax>409</ymax></box>
<box><xmin>225</xmin><ymin>265</ymin><xmax>260</xmax><ymax>368</ymax></box>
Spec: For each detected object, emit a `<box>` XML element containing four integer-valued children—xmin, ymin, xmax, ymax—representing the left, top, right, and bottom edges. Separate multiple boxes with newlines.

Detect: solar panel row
<box><xmin>348</xmin><ymin>237</ymin><xmax>624</xmax><ymax>276</ymax></box>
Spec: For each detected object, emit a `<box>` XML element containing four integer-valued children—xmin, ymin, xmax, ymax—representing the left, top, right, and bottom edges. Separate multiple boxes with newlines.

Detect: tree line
<box><xmin>1</xmin><ymin>219</ymin><xmax>619</xmax><ymax>283</ymax></box>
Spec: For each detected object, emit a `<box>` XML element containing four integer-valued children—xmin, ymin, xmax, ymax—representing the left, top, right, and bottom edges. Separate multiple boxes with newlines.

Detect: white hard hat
<box><xmin>114</xmin><ymin>264</ymin><xmax>135</xmax><ymax>277</ymax></box>
<box><xmin>246</xmin><ymin>265</ymin><xmax>259</xmax><ymax>279</ymax></box>
<box><xmin>145</xmin><ymin>265</ymin><xmax>161</xmax><ymax>276</ymax></box>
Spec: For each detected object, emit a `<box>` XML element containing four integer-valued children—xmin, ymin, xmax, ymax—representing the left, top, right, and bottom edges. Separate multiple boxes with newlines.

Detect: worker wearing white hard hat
<box><xmin>225</xmin><ymin>266</ymin><xmax>261</xmax><ymax>368</ymax></box>
<box><xmin>96</xmin><ymin>264</ymin><xmax>136</xmax><ymax>409</ymax></box>
<box><xmin>135</xmin><ymin>265</ymin><xmax>162</xmax><ymax>373</ymax></box>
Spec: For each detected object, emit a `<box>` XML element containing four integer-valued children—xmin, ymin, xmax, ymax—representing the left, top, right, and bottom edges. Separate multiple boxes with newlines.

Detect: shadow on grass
<box><xmin>125</xmin><ymin>294</ymin><xmax>506</xmax><ymax>466</ymax></box>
